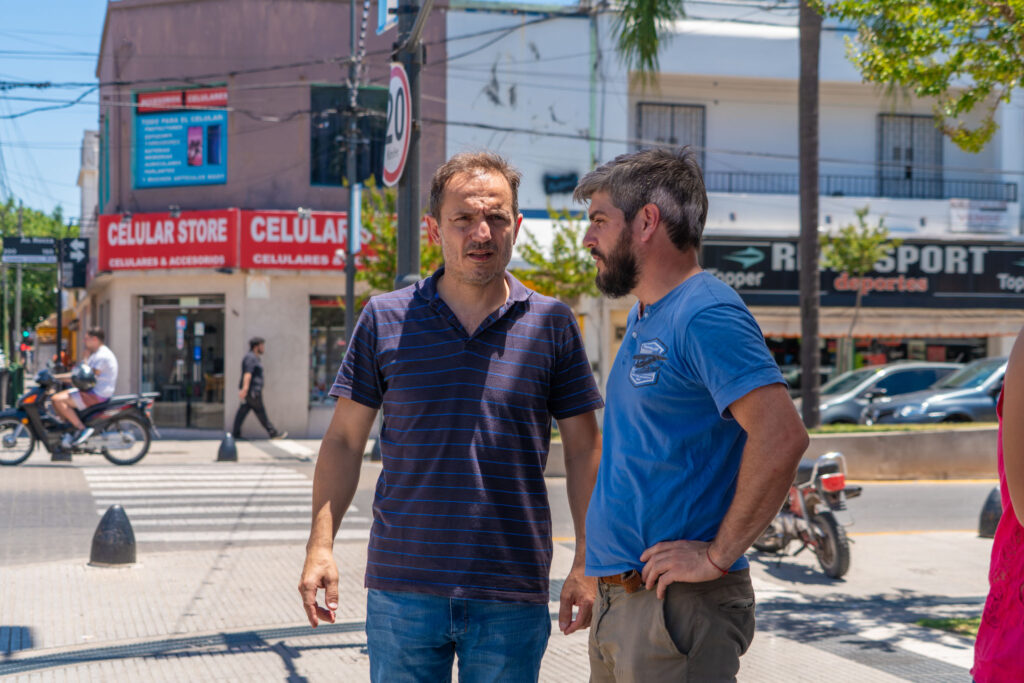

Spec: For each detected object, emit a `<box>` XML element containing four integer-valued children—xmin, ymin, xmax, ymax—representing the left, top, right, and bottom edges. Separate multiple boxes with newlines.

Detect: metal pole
<box><xmin>394</xmin><ymin>0</ymin><xmax>423</xmax><ymax>290</ymax></box>
<box><xmin>14</xmin><ymin>205</ymin><xmax>22</xmax><ymax>361</ymax></box>
<box><xmin>56</xmin><ymin>235</ymin><xmax>64</xmax><ymax>373</ymax></box>
<box><xmin>345</xmin><ymin>0</ymin><xmax>360</xmax><ymax>344</ymax></box>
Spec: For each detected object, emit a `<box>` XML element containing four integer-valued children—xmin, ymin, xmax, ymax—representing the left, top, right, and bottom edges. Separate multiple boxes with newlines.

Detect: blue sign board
<box><xmin>134</xmin><ymin>88</ymin><xmax>228</xmax><ymax>188</ymax></box>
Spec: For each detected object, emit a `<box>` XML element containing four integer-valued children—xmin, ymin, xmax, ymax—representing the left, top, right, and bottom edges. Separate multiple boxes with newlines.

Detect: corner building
<box><xmin>88</xmin><ymin>0</ymin><xmax>447</xmax><ymax>435</ymax></box>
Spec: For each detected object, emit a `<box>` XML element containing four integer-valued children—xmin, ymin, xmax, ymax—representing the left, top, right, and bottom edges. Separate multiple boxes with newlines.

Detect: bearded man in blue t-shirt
<box><xmin>575</xmin><ymin>147</ymin><xmax>809</xmax><ymax>682</ymax></box>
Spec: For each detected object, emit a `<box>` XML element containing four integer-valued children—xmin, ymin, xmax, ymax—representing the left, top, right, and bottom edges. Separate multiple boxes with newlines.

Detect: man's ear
<box><xmin>513</xmin><ymin>213</ymin><xmax>523</xmax><ymax>244</ymax></box>
<box><xmin>638</xmin><ymin>203</ymin><xmax>661</xmax><ymax>243</ymax></box>
<box><xmin>425</xmin><ymin>215</ymin><xmax>440</xmax><ymax>244</ymax></box>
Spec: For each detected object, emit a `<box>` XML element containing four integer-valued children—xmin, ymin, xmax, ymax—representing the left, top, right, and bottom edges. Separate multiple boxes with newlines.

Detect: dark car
<box><xmin>795</xmin><ymin>361</ymin><xmax>962</xmax><ymax>424</ymax></box>
<box><xmin>861</xmin><ymin>356</ymin><xmax>1007</xmax><ymax>425</ymax></box>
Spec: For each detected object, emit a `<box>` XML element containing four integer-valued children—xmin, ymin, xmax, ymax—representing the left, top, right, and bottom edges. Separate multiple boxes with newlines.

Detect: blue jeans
<box><xmin>366</xmin><ymin>589</ymin><xmax>551</xmax><ymax>683</ymax></box>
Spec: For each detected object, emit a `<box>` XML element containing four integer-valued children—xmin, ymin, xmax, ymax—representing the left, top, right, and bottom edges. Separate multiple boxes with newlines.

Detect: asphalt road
<box><xmin>0</xmin><ymin>438</ymin><xmax>998</xmax><ymax>568</ymax></box>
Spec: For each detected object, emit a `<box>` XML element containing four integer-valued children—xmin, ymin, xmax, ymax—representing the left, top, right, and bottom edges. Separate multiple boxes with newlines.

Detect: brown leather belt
<box><xmin>598</xmin><ymin>570</ymin><xmax>644</xmax><ymax>594</ymax></box>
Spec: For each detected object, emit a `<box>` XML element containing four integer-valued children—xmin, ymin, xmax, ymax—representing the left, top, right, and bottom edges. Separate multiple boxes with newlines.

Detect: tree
<box><xmin>821</xmin><ymin>0</ymin><xmax>1022</xmax><ymax>152</ymax></box>
<box><xmin>820</xmin><ymin>207</ymin><xmax>901</xmax><ymax>375</ymax></box>
<box><xmin>354</xmin><ymin>182</ymin><xmax>442</xmax><ymax>308</ymax></box>
<box><xmin>0</xmin><ymin>199</ymin><xmax>78</xmax><ymax>359</ymax></box>
<box><xmin>510</xmin><ymin>208</ymin><xmax>598</xmax><ymax>307</ymax></box>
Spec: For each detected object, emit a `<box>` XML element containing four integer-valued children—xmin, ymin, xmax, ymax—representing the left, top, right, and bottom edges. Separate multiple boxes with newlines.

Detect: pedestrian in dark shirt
<box><xmin>231</xmin><ymin>336</ymin><xmax>286</xmax><ymax>440</ymax></box>
<box><xmin>298</xmin><ymin>151</ymin><xmax>604</xmax><ymax>682</ymax></box>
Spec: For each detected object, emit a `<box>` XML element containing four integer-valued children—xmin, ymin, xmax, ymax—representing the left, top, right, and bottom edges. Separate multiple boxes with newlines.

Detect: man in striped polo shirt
<box><xmin>299</xmin><ymin>151</ymin><xmax>604</xmax><ymax>682</ymax></box>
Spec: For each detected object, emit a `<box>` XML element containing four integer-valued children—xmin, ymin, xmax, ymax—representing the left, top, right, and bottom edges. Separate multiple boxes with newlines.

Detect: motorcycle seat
<box><xmin>793</xmin><ymin>458</ymin><xmax>840</xmax><ymax>486</ymax></box>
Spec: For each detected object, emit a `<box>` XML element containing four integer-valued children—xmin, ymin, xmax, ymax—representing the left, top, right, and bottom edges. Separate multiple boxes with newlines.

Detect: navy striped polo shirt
<box><xmin>330</xmin><ymin>268</ymin><xmax>603</xmax><ymax>604</ymax></box>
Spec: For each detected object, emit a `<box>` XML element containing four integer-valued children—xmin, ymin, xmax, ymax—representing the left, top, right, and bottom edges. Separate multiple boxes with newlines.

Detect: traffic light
<box><xmin>21</xmin><ymin>330</ymin><xmax>28</xmax><ymax>338</ymax></box>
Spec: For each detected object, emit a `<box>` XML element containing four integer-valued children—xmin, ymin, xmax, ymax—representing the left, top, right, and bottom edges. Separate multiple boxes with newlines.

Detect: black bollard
<box><xmin>217</xmin><ymin>432</ymin><xmax>238</xmax><ymax>462</ymax></box>
<box><xmin>90</xmin><ymin>504</ymin><xmax>136</xmax><ymax>566</ymax></box>
<box><xmin>979</xmin><ymin>487</ymin><xmax>1002</xmax><ymax>539</ymax></box>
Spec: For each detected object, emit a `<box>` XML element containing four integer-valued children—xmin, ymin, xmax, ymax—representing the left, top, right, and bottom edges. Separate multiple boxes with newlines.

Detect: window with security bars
<box><xmin>636</xmin><ymin>103</ymin><xmax>705</xmax><ymax>167</ymax></box>
<box><xmin>877</xmin><ymin>114</ymin><xmax>943</xmax><ymax>199</ymax></box>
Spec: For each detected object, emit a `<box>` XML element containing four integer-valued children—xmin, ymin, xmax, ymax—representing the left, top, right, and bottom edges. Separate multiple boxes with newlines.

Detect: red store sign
<box><xmin>240</xmin><ymin>210</ymin><xmax>349</xmax><ymax>270</ymax></box>
<box><xmin>98</xmin><ymin>210</ymin><xmax>239</xmax><ymax>270</ymax></box>
<box><xmin>99</xmin><ymin>209</ymin><xmax>355</xmax><ymax>271</ymax></box>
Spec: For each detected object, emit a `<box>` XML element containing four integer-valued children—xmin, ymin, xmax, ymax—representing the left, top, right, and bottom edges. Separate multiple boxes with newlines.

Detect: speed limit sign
<box><xmin>383</xmin><ymin>63</ymin><xmax>412</xmax><ymax>187</ymax></box>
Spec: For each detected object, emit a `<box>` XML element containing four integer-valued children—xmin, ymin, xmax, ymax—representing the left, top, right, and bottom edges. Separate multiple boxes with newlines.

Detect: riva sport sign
<box><xmin>98</xmin><ymin>209</ymin><xmax>354</xmax><ymax>271</ymax></box>
<box><xmin>702</xmin><ymin>237</ymin><xmax>1024</xmax><ymax>309</ymax></box>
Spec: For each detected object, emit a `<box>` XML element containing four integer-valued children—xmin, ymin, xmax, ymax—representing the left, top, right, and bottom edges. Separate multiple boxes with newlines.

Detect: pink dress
<box><xmin>973</xmin><ymin>392</ymin><xmax>1024</xmax><ymax>682</ymax></box>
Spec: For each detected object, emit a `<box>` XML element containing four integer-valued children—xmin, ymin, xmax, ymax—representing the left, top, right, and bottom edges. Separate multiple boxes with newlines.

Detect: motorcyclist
<box><xmin>51</xmin><ymin>328</ymin><xmax>119</xmax><ymax>446</ymax></box>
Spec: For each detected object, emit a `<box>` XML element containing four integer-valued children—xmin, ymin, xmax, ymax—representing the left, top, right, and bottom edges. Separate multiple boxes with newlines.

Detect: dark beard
<box><xmin>594</xmin><ymin>227</ymin><xmax>639</xmax><ymax>298</ymax></box>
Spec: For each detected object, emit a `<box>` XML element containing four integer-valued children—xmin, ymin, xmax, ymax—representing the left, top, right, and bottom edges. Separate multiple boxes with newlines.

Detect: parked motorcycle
<box><xmin>753</xmin><ymin>451</ymin><xmax>862</xmax><ymax>578</ymax></box>
<box><xmin>0</xmin><ymin>368</ymin><xmax>158</xmax><ymax>466</ymax></box>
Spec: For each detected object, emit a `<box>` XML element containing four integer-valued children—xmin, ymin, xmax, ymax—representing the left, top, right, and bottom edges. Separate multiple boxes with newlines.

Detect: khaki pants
<box><xmin>589</xmin><ymin>569</ymin><xmax>755</xmax><ymax>682</ymax></box>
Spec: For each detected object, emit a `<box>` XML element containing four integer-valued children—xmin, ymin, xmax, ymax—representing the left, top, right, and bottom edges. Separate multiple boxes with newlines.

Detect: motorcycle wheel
<box><xmin>99</xmin><ymin>415</ymin><xmax>151</xmax><ymax>466</ymax></box>
<box><xmin>810</xmin><ymin>511</ymin><xmax>851</xmax><ymax>579</ymax></box>
<box><xmin>0</xmin><ymin>418</ymin><xmax>36</xmax><ymax>466</ymax></box>
<box><xmin>752</xmin><ymin>525</ymin><xmax>783</xmax><ymax>553</ymax></box>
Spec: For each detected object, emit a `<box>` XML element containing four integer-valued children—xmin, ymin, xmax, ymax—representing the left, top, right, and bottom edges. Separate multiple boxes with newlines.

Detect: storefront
<box><xmin>89</xmin><ymin>208</ymin><xmax>358</xmax><ymax>436</ymax></box>
<box><xmin>701</xmin><ymin>236</ymin><xmax>1024</xmax><ymax>369</ymax></box>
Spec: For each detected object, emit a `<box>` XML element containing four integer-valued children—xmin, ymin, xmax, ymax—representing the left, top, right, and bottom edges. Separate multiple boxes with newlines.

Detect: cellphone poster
<box><xmin>134</xmin><ymin>87</ymin><xmax>228</xmax><ymax>188</ymax></box>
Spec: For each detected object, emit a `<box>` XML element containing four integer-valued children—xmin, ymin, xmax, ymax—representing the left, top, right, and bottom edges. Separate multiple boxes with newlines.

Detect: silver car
<box><xmin>861</xmin><ymin>357</ymin><xmax>1006</xmax><ymax>425</ymax></box>
<box><xmin>798</xmin><ymin>361</ymin><xmax>962</xmax><ymax>425</ymax></box>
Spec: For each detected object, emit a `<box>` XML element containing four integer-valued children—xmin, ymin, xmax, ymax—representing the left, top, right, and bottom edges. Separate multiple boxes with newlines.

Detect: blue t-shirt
<box><xmin>331</xmin><ymin>269</ymin><xmax>604</xmax><ymax>603</ymax></box>
<box><xmin>585</xmin><ymin>272</ymin><xmax>785</xmax><ymax>576</ymax></box>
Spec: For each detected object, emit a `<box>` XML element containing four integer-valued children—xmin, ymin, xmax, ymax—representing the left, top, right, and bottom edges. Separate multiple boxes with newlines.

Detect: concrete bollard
<box><xmin>979</xmin><ymin>487</ymin><xmax>1002</xmax><ymax>539</ymax></box>
<box><xmin>89</xmin><ymin>504</ymin><xmax>136</xmax><ymax>566</ymax></box>
<box><xmin>217</xmin><ymin>432</ymin><xmax>238</xmax><ymax>462</ymax></box>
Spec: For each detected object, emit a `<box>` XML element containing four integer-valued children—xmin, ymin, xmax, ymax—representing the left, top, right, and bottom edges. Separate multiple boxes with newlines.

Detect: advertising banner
<box><xmin>134</xmin><ymin>87</ymin><xmax>228</xmax><ymax>188</ymax></box>
<box><xmin>98</xmin><ymin>210</ymin><xmax>239</xmax><ymax>270</ymax></box>
<box><xmin>239</xmin><ymin>211</ymin><xmax>348</xmax><ymax>269</ymax></box>
<box><xmin>702</xmin><ymin>237</ymin><xmax>1024</xmax><ymax>309</ymax></box>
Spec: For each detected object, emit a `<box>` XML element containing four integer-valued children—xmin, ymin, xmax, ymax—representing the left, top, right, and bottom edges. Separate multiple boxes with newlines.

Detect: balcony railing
<box><xmin>704</xmin><ymin>171</ymin><xmax>1018</xmax><ymax>202</ymax></box>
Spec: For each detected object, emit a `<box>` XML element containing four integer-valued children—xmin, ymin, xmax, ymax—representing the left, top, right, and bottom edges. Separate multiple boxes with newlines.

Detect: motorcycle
<box><xmin>0</xmin><ymin>368</ymin><xmax>159</xmax><ymax>466</ymax></box>
<box><xmin>752</xmin><ymin>451</ymin><xmax>862</xmax><ymax>578</ymax></box>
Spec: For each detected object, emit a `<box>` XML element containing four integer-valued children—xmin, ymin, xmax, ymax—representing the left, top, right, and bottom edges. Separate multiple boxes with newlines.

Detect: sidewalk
<box><xmin>0</xmin><ymin>439</ymin><xmax>993</xmax><ymax>681</ymax></box>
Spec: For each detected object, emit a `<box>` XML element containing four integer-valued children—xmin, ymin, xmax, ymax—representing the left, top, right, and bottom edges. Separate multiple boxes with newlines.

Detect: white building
<box><xmin>445</xmin><ymin>0</ymin><xmax>1024</xmax><ymax>384</ymax></box>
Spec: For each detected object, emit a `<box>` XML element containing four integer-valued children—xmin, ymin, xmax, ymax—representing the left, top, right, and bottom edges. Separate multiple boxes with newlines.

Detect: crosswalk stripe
<box><xmin>90</xmin><ymin>487</ymin><xmax>313</xmax><ymax>497</ymax></box>
<box><xmin>94</xmin><ymin>494</ymin><xmax>311</xmax><ymax>502</ymax></box>
<box><xmin>129</xmin><ymin>516</ymin><xmax>371</xmax><ymax>527</ymax></box>
<box><xmin>111</xmin><ymin>504</ymin><xmax>316</xmax><ymax>515</ymax></box>
<box><xmin>133</xmin><ymin>529</ymin><xmax>368</xmax><ymax>543</ymax></box>
<box><xmin>82</xmin><ymin>475</ymin><xmax>310</xmax><ymax>483</ymax></box>
<box><xmin>84</xmin><ymin>482</ymin><xmax>311</xmax><ymax>490</ymax></box>
<box><xmin>270</xmin><ymin>440</ymin><xmax>316</xmax><ymax>458</ymax></box>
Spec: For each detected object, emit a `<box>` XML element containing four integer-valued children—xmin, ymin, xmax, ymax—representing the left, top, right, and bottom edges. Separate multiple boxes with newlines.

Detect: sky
<box><xmin>0</xmin><ymin>1</ymin><xmax>109</xmax><ymax>222</ymax></box>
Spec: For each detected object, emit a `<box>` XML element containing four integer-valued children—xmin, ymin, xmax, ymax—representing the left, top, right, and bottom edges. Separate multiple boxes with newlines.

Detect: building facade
<box><xmin>443</xmin><ymin>1</ymin><xmax>1024</xmax><ymax>387</ymax></box>
<box><xmin>89</xmin><ymin>0</ymin><xmax>447</xmax><ymax>435</ymax></box>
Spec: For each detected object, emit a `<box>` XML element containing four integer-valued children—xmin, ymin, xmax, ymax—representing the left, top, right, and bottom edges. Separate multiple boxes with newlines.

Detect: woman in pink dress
<box><xmin>973</xmin><ymin>332</ymin><xmax>1024</xmax><ymax>682</ymax></box>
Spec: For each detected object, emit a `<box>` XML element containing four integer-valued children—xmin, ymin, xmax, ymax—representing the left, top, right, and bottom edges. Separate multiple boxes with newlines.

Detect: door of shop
<box><xmin>140</xmin><ymin>295</ymin><xmax>225</xmax><ymax>429</ymax></box>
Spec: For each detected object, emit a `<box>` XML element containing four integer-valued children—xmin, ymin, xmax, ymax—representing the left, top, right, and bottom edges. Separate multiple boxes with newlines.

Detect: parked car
<box><xmin>861</xmin><ymin>356</ymin><xmax>1007</xmax><ymax>425</ymax></box>
<box><xmin>781</xmin><ymin>365</ymin><xmax>835</xmax><ymax>398</ymax></box>
<box><xmin>797</xmin><ymin>361</ymin><xmax>962</xmax><ymax>425</ymax></box>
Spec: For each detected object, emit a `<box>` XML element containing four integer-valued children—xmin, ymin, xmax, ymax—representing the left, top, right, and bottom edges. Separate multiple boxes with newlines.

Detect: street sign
<box><xmin>2</xmin><ymin>236</ymin><xmax>57</xmax><ymax>264</ymax></box>
<box><xmin>382</xmin><ymin>62</ymin><xmax>412</xmax><ymax>188</ymax></box>
<box><xmin>377</xmin><ymin>0</ymin><xmax>397</xmax><ymax>35</ymax></box>
<box><xmin>61</xmin><ymin>237</ymin><xmax>89</xmax><ymax>288</ymax></box>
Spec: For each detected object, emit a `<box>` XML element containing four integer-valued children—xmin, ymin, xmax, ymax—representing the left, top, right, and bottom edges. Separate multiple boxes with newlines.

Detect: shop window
<box><xmin>635</xmin><ymin>102</ymin><xmax>705</xmax><ymax>167</ymax></box>
<box><xmin>310</xmin><ymin>296</ymin><xmax>347</xmax><ymax>405</ymax></box>
<box><xmin>310</xmin><ymin>85</ymin><xmax>388</xmax><ymax>186</ymax></box>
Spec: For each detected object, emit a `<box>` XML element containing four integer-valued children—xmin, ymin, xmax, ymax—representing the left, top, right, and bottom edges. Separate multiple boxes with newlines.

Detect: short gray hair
<box><xmin>573</xmin><ymin>147</ymin><xmax>708</xmax><ymax>251</ymax></box>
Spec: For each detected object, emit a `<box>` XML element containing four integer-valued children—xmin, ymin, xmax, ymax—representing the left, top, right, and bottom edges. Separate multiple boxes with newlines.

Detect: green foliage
<box><xmin>510</xmin><ymin>207</ymin><xmax>598</xmax><ymax>306</ymax></box>
<box><xmin>820</xmin><ymin>206</ymin><xmax>900</xmax><ymax>278</ymax></box>
<box><xmin>915</xmin><ymin>617</ymin><xmax>981</xmax><ymax>639</ymax></box>
<box><xmin>613</xmin><ymin>0</ymin><xmax>687</xmax><ymax>80</ymax></box>
<box><xmin>0</xmin><ymin>199</ymin><xmax>78</xmax><ymax>336</ymax></box>
<box><xmin>810</xmin><ymin>421</ymin><xmax>996</xmax><ymax>434</ymax></box>
<box><xmin>820</xmin><ymin>0</ymin><xmax>1023</xmax><ymax>151</ymax></box>
<box><xmin>354</xmin><ymin>182</ymin><xmax>442</xmax><ymax>308</ymax></box>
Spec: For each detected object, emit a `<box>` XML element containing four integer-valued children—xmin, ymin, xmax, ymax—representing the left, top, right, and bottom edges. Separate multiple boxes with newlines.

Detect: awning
<box><xmin>750</xmin><ymin>306</ymin><xmax>1024</xmax><ymax>339</ymax></box>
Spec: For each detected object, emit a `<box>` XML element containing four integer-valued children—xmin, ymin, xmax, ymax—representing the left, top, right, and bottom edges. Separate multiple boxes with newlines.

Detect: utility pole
<box><xmin>56</xmin><ymin>230</ymin><xmax>64</xmax><ymax>373</ymax></box>
<box><xmin>14</xmin><ymin>203</ymin><xmax>22</xmax><ymax>363</ymax></box>
<box><xmin>344</xmin><ymin>0</ymin><xmax>360</xmax><ymax>345</ymax></box>
<box><xmin>393</xmin><ymin>0</ymin><xmax>433</xmax><ymax>289</ymax></box>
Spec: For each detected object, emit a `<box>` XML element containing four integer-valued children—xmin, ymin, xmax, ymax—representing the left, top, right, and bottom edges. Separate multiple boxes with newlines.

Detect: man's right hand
<box><xmin>298</xmin><ymin>547</ymin><xmax>339</xmax><ymax>627</ymax></box>
<box><xmin>238</xmin><ymin>388</ymin><xmax>247</xmax><ymax>400</ymax></box>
